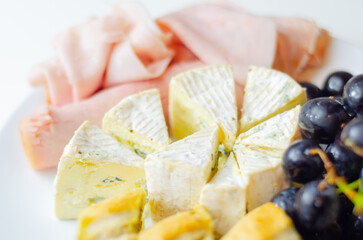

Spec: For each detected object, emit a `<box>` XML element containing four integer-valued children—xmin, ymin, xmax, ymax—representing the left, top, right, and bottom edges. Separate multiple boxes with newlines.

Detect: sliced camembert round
<box><xmin>77</xmin><ymin>188</ymin><xmax>146</xmax><ymax>240</ymax></box>
<box><xmin>103</xmin><ymin>88</ymin><xmax>170</xmax><ymax>158</ymax></box>
<box><xmin>240</xmin><ymin>66</ymin><xmax>306</xmax><ymax>132</ymax></box>
<box><xmin>169</xmin><ymin>65</ymin><xmax>237</xmax><ymax>151</ymax></box>
<box><xmin>55</xmin><ymin>121</ymin><xmax>145</xmax><ymax>219</ymax></box>
<box><xmin>145</xmin><ymin>127</ymin><xmax>219</xmax><ymax>221</ymax></box>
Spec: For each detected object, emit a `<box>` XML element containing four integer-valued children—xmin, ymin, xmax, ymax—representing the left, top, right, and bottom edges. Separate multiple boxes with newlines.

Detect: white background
<box><xmin>0</xmin><ymin>0</ymin><xmax>363</xmax><ymax>130</ymax></box>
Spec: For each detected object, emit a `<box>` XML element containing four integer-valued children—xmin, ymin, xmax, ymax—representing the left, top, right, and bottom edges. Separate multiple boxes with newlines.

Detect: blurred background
<box><xmin>0</xmin><ymin>0</ymin><xmax>362</xmax><ymax>130</ymax></box>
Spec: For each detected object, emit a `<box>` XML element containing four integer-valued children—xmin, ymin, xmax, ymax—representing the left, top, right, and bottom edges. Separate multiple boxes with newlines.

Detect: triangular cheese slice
<box><xmin>236</xmin><ymin>106</ymin><xmax>301</xmax><ymax>158</ymax></box>
<box><xmin>145</xmin><ymin>128</ymin><xmax>219</xmax><ymax>221</ymax></box>
<box><xmin>138</xmin><ymin>205</ymin><xmax>214</xmax><ymax>240</ymax></box>
<box><xmin>55</xmin><ymin>121</ymin><xmax>145</xmax><ymax>219</ymax></box>
<box><xmin>231</xmin><ymin>107</ymin><xmax>300</xmax><ymax>212</ymax></box>
<box><xmin>200</xmin><ymin>153</ymin><xmax>248</xmax><ymax>237</ymax></box>
<box><xmin>78</xmin><ymin>188</ymin><xmax>146</xmax><ymax>240</ymax></box>
<box><xmin>103</xmin><ymin>89</ymin><xmax>170</xmax><ymax>158</ymax></box>
<box><xmin>222</xmin><ymin>203</ymin><xmax>301</xmax><ymax>240</ymax></box>
<box><xmin>169</xmin><ymin>65</ymin><xmax>237</xmax><ymax>151</ymax></box>
<box><xmin>234</xmin><ymin>146</ymin><xmax>288</xmax><ymax>211</ymax></box>
<box><xmin>240</xmin><ymin>66</ymin><xmax>306</xmax><ymax>132</ymax></box>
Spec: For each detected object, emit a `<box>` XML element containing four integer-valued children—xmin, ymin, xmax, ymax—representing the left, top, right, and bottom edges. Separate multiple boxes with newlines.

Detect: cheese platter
<box><xmin>1</xmin><ymin>1</ymin><xmax>363</xmax><ymax>239</ymax></box>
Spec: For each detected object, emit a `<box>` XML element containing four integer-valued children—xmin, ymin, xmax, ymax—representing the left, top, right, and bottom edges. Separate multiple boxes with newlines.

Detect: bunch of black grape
<box><xmin>272</xmin><ymin>72</ymin><xmax>363</xmax><ymax>239</ymax></box>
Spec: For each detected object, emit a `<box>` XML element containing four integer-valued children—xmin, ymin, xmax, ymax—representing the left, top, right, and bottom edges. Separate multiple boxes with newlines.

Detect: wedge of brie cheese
<box><xmin>103</xmin><ymin>89</ymin><xmax>170</xmax><ymax>158</ymax></box>
<box><xmin>233</xmin><ymin>107</ymin><xmax>300</xmax><ymax>211</ymax></box>
<box><xmin>55</xmin><ymin>121</ymin><xmax>145</xmax><ymax>219</ymax></box>
<box><xmin>78</xmin><ymin>188</ymin><xmax>146</xmax><ymax>240</ymax></box>
<box><xmin>234</xmin><ymin>146</ymin><xmax>288</xmax><ymax>212</ymax></box>
<box><xmin>240</xmin><ymin>66</ymin><xmax>306</xmax><ymax>132</ymax></box>
<box><xmin>145</xmin><ymin>127</ymin><xmax>219</xmax><ymax>221</ymax></box>
<box><xmin>169</xmin><ymin>65</ymin><xmax>237</xmax><ymax>151</ymax></box>
<box><xmin>222</xmin><ymin>203</ymin><xmax>301</xmax><ymax>240</ymax></box>
<box><xmin>200</xmin><ymin>153</ymin><xmax>248</xmax><ymax>237</ymax></box>
<box><xmin>236</xmin><ymin>106</ymin><xmax>301</xmax><ymax>158</ymax></box>
<box><xmin>138</xmin><ymin>205</ymin><xmax>214</xmax><ymax>240</ymax></box>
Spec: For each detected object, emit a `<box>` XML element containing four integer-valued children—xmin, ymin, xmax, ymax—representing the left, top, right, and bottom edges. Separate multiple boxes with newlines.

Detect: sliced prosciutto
<box><xmin>273</xmin><ymin>17</ymin><xmax>330</xmax><ymax>78</ymax></box>
<box><xmin>30</xmin><ymin>3</ymin><xmax>174</xmax><ymax>106</ymax></box>
<box><xmin>29</xmin><ymin>59</ymin><xmax>72</xmax><ymax>105</ymax></box>
<box><xmin>204</xmin><ymin>0</ymin><xmax>330</xmax><ymax>77</ymax></box>
<box><xmin>158</xmin><ymin>1</ymin><xmax>330</xmax><ymax>83</ymax></box>
<box><xmin>105</xmin><ymin>3</ymin><xmax>174</xmax><ymax>86</ymax></box>
<box><xmin>53</xmin><ymin>15</ymin><xmax>129</xmax><ymax>102</ymax></box>
<box><xmin>213</xmin><ymin>0</ymin><xmax>330</xmax><ymax>77</ymax></box>
<box><xmin>157</xmin><ymin>3</ymin><xmax>277</xmax><ymax>85</ymax></box>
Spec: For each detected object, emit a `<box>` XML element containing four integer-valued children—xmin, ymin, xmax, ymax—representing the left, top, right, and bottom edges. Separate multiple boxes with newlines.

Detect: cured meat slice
<box><xmin>158</xmin><ymin>1</ymin><xmax>330</xmax><ymax>81</ymax></box>
<box><xmin>273</xmin><ymin>17</ymin><xmax>330</xmax><ymax>78</ymax></box>
<box><xmin>201</xmin><ymin>1</ymin><xmax>330</xmax><ymax>76</ymax></box>
<box><xmin>30</xmin><ymin>3</ymin><xmax>174</xmax><ymax>106</ymax></box>
<box><xmin>157</xmin><ymin>3</ymin><xmax>277</xmax><ymax>85</ymax></box>
<box><xmin>29</xmin><ymin>59</ymin><xmax>72</xmax><ymax>106</ymax></box>
<box><xmin>105</xmin><ymin>3</ymin><xmax>174</xmax><ymax>86</ymax></box>
<box><xmin>105</xmin><ymin>40</ymin><xmax>172</xmax><ymax>86</ymax></box>
<box><xmin>53</xmin><ymin>15</ymin><xmax>129</xmax><ymax>102</ymax></box>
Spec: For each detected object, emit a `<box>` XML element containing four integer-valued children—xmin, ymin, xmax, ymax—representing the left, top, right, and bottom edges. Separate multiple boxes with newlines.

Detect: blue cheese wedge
<box><xmin>55</xmin><ymin>121</ymin><xmax>145</xmax><ymax>219</ymax></box>
<box><xmin>138</xmin><ymin>205</ymin><xmax>214</xmax><ymax>240</ymax></box>
<box><xmin>240</xmin><ymin>66</ymin><xmax>306</xmax><ymax>132</ymax></box>
<box><xmin>222</xmin><ymin>203</ymin><xmax>301</xmax><ymax>240</ymax></box>
<box><xmin>103</xmin><ymin>89</ymin><xmax>170</xmax><ymax>158</ymax></box>
<box><xmin>200</xmin><ymin>153</ymin><xmax>248</xmax><ymax>237</ymax></box>
<box><xmin>78</xmin><ymin>188</ymin><xmax>145</xmax><ymax>240</ymax></box>
<box><xmin>145</xmin><ymin>128</ymin><xmax>219</xmax><ymax>221</ymax></box>
<box><xmin>169</xmin><ymin>65</ymin><xmax>238</xmax><ymax>151</ymax></box>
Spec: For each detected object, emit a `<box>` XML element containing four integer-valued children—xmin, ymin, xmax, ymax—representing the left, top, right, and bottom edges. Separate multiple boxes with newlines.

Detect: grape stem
<box><xmin>310</xmin><ymin>148</ymin><xmax>363</xmax><ymax>216</ymax></box>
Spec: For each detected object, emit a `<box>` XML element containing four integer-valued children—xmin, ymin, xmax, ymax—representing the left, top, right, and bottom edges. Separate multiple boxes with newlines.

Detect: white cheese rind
<box><xmin>232</xmin><ymin>107</ymin><xmax>300</xmax><ymax>212</ymax></box>
<box><xmin>145</xmin><ymin>128</ymin><xmax>219</xmax><ymax>221</ymax></box>
<box><xmin>103</xmin><ymin>89</ymin><xmax>169</xmax><ymax>157</ymax></box>
<box><xmin>236</xmin><ymin>106</ymin><xmax>301</xmax><ymax>158</ymax></box>
<box><xmin>234</xmin><ymin>146</ymin><xmax>288</xmax><ymax>211</ymax></box>
<box><xmin>55</xmin><ymin>121</ymin><xmax>145</xmax><ymax>219</ymax></box>
<box><xmin>200</xmin><ymin>153</ymin><xmax>248</xmax><ymax>236</ymax></box>
<box><xmin>240</xmin><ymin>66</ymin><xmax>306</xmax><ymax>132</ymax></box>
<box><xmin>169</xmin><ymin>65</ymin><xmax>237</xmax><ymax>151</ymax></box>
<box><xmin>63</xmin><ymin>121</ymin><xmax>144</xmax><ymax>167</ymax></box>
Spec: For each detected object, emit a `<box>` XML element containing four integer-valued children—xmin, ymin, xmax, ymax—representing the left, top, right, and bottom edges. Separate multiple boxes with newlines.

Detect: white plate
<box><xmin>1</xmin><ymin>38</ymin><xmax>362</xmax><ymax>239</ymax></box>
